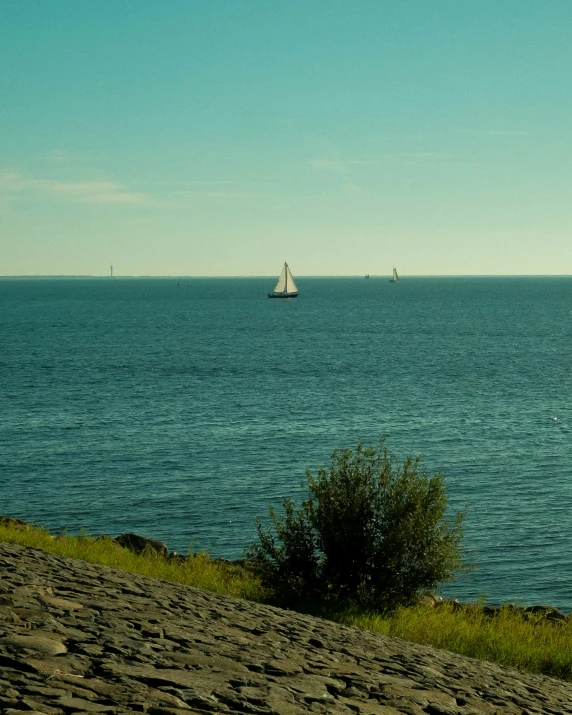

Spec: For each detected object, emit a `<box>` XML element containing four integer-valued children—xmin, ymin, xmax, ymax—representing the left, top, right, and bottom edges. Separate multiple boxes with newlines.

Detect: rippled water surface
<box><xmin>2</xmin><ymin>277</ymin><xmax>572</xmax><ymax>609</ymax></box>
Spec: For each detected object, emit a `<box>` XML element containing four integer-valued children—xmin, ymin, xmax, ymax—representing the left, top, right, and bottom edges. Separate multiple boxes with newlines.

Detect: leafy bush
<box><xmin>249</xmin><ymin>441</ymin><xmax>466</xmax><ymax>610</ymax></box>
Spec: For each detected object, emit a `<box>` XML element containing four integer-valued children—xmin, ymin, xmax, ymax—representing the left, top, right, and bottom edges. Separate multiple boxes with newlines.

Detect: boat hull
<box><xmin>268</xmin><ymin>292</ymin><xmax>298</xmax><ymax>299</ymax></box>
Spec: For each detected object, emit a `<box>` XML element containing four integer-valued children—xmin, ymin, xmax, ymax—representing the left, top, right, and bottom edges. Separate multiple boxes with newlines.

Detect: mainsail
<box><xmin>392</xmin><ymin>267</ymin><xmax>399</xmax><ymax>282</ymax></box>
<box><xmin>273</xmin><ymin>262</ymin><xmax>298</xmax><ymax>294</ymax></box>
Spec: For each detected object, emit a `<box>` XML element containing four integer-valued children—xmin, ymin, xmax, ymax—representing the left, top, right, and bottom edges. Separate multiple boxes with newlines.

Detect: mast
<box><xmin>110</xmin><ymin>265</ymin><xmax>113</xmax><ymax>278</ymax></box>
<box><xmin>284</xmin><ymin>262</ymin><xmax>288</xmax><ymax>293</ymax></box>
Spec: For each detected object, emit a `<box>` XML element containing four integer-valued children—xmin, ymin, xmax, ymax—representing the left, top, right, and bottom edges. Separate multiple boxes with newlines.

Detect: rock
<box><xmin>167</xmin><ymin>552</ymin><xmax>189</xmax><ymax>563</ymax></box>
<box><xmin>113</xmin><ymin>532</ymin><xmax>169</xmax><ymax>557</ymax></box>
<box><xmin>416</xmin><ymin>594</ymin><xmax>442</xmax><ymax>608</ymax></box>
<box><xmin>482</xmin><ymin>604</ymin><xmax>503</xmax><ymax>617</ymax></box>
<box><xmin>523</xmin><ymin>604</ymin><xmax>568</xmax><ymax>623</ymax></box>
<box><xmin>0</xmin><ymin>634</ymin><xmax>67</xmax><ymax>656</ymax></box>
<box><xmin>432</xmin><ymin>599</ymin><xmax>569</xmax><ymax>624</ymax></box>
<box><xmin>54</xmin><ymin>696</ymin><xmax>117</xmax><ymax>713</ymax></box>
<box><xmin>433</xmin><ymin>597</ymin><xmax>461</xmax><ymax>611</ymax></box>
<box><xmin>0</xmin><ymin>516</ymin><xmax>31</xmax><ymax>530</ymax></box>
<box><xmin>1</xmin><ymin>541</ymin><xmax>572</xmax><ymax>714</ymax></box>
<box><xmin>38</xmin><ymin>595</ymin><xmax>83</xmax><ymax>611</ymax></box>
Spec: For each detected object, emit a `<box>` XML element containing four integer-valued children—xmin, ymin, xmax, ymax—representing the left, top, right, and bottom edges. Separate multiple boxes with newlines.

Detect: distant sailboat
<box><xmin>268</xmin><ymin>262</ymin><xmax>299</xmax><ymax>299</ymax></box>
<box><xmin>390</xmin><ymin>267</ymin><xmax>399</xmax><ymax>283</ymax></box>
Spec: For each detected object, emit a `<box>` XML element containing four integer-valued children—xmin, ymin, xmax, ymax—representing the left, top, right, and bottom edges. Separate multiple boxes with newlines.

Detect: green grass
<box><xmin>0</xmin><ymin>522</ymin><xmax>268</xmax><ymax>602</ymax></box>
<box><xmin>335</xmin><ymin>602</ymin><xmax>572</xmax><ymax>682</ymax></box>
<box><xmin>3</xmin><ymin>522</ymin><xmax>572</xmax><ymax>682</ymax></box>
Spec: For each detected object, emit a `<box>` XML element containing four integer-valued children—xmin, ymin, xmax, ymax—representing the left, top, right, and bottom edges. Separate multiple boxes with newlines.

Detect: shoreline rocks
<box><xmin>113</xmin><ymin>533</ymin><xmax>169</xmax><ymax>558</ymax></box>
<box><xmin>418</xmin><ymin>594</ymin><xmax>569</xmax><ymax>624</ymax></box>
<box><xmin>2</xmin><ymin>541</ymin><xmax>572</xmax><ymax>714</ymax></box>
<box><xmin>0</xmin><ymin>516</ymin><xmax>572</xmax><ymax>624</ymax></box>
<box><xmin>1</xmin><ymin>517</ymin><xmax>569</xmax><ymax>621</ymax></box>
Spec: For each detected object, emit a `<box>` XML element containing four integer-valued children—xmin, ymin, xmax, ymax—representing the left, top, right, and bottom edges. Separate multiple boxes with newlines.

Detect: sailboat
<box><xmin>390</xmin><ymin>267</ymin><xmax>399</xmax><ymax>283</ymax></box>
<box><xmin>268</xmin><ymin>262</ymin><xmax>299</xmax><ymax>298</ymax></box>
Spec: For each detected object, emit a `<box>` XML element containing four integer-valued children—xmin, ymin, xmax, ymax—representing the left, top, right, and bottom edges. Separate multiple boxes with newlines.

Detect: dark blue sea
<box><xmin>1</xmin><ymin>277</ymin><xmax>572</xmax><ymax>610</ymax></box>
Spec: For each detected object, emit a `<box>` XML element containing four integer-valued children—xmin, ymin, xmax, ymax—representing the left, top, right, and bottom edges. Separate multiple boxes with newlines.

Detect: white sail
<box><xmin>273</xmin><ymin>263</ymin><xmax>287</xmax><ymax>292</ymax></box>
<box><xmin>285</xmin><ymin>263</ymin><xmax>298</xmax><ymax>293</ymax></box>
<box><xmin>273</xmin><ymin>262</ymin><xmax>298</xmax><ymax>294</ymax></box>
<box><xmin>392</xmin><ymin>267</ymin><xmax>399</xmax><ymax>282</ymax></box>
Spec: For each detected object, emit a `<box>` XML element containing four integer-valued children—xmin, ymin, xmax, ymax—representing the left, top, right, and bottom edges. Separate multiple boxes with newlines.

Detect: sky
<box><xmin>1</xmin><ymin>0</ymin><xmax>571</xmax><ymax>277</ymax></box>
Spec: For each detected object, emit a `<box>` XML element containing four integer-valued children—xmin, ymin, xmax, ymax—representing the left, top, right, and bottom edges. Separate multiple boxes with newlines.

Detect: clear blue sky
<box><xmin>1</xmin><ymin>1</ymin><xmax>571</xmax><ymax>276</ymax></box>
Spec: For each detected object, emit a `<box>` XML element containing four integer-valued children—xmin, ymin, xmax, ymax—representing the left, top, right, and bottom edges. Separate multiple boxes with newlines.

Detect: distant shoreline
<box><xmin>2</xmin><ymin>274</ymin><xmax>572</xmax><ymax>280</ymax></box>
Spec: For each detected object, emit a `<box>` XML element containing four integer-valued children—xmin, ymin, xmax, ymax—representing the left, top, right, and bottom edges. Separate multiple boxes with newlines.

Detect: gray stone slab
<box><xmin>1</xmin><ymin>542</ymin><xmax>572</xmax><ymax>714</ymax></box>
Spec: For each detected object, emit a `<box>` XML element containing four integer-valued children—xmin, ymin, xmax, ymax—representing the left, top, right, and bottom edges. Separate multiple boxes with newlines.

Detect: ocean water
<box><xmin>1</xmin><ymin>276</ymin><xmax>572</xmax><ymax>610</ymax></box>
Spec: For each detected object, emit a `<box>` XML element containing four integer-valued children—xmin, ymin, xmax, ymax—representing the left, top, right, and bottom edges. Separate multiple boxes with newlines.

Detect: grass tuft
<box><xmin>335</xmin><ymin>602</ymin><xmax>572</xmax><ymax>681</ymax></box>
<box><xmin>0</xmin><ymin>523</ymin><xmax>268</xmax><ymax>602</ymax></box>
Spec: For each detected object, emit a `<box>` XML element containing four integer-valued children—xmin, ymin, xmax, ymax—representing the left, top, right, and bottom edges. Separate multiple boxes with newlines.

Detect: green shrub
<box><xmin>249</xmin><ymin>441</ymin><xmax>466</xmax><ymax>610</ymax></box>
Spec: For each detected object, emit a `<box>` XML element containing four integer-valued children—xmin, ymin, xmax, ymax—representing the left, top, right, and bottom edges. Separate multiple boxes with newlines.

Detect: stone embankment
<box><xmin>2</xmin><ymin>544</ymin><xmax>572</xmax><ymax>714</ymax></box>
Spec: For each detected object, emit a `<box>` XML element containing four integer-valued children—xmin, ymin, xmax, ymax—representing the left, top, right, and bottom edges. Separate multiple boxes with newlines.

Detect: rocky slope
<box><xmin>1</xmin><ymin>542</ymin><xmax>572</xmax><ymax>714</ymax></box>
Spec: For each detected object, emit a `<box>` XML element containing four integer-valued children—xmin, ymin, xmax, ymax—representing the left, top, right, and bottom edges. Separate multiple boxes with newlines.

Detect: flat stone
<box><xmin>166</xmin><ymin>651</ymin><xmax>249</xmax><ymax>673</ymax></box>
<box><xmin>25</xmin><ymin>655</ymin><xmax>91</xmax><ymax>677</ymax></box>
<box><xmin>18</xmin><ymin>697</ymin><xmax>63</xmax><ymax>714</ymax></box>
<box><xmin>55</xmin><ymin>696</ymin><xmax>117</xmax><ymax>712</ymax></box>
<box><xmin>39</xmin><ymin>595</ymin><xmax>84</xmax><ymax>611</ymax></box>
<box><xmin>146</xmin><ymin>709</ymin><xmax>197</xmax><ymax>715</ymax></box>
<box><xmin>337</xmin><ymin>700</ymin><xmax>404</xmax><ymax>715</ymax></box>
<box><xmin>262</xmin><ymin>658</ymin><xmax>303</xmax><ymax>676</ymax></box>
<box><xmin>13</xmin><ymin>607</ymin><xmax>54</xmax><ymax>621</ymax></box>
<box><xmin>0</xmin><ymin>634</ymin><xmax>67</xmax><ymax>656</ymax></box>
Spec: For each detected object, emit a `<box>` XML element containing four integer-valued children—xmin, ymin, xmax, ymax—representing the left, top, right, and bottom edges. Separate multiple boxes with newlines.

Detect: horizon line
<box><xmin>1</xmin><ymin>274</ymin><xmax>571</xmax><ymax>279</ymax></box>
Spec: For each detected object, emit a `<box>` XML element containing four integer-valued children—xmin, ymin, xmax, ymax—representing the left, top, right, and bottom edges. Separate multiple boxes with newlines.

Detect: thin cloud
<box><xmin>460</xmin><ymin>130</ymin><xmax>532</xmax><ymax>137</ymax></box>
<box><xmin>35</xmin><ymin>179</ymin><xmax>149</xmax><ymax>205</ymax></box>
<box><xmin>148</xmin><ymin>179</ymin><xmax>254</xmax><ymax>188</ymax></box>
<box><xmin>310</xmin><ymin>152</ymin><xmax>450</xmax><ymax>171</ymax></box>
<box><xmin>44</xmin><ymin>149</ymin><xmax>89</xmax><ymax>164</ymax></box>
<box><xmin>309</xmin><ymin>158</ymin><xmax>346</xmax><ymax>173</ymax></box>
<box><xmin>386</xmin><ymin>152</ymin><xmax>450</xmax><ymax>159</ymax></box>
<box><xmin>173</xmin><ymin>182</ymin><xmax>271</xmax><ymax>200</ymax></box>
<box><xmin>0</xmin><ymin>171</ymin><xmax>153</xmax><ymax>206</ymax></box>
<box><xmin>0</xmin><ymin>171</ymin><xmax>28</xmax><ymax>191</ymax></box>
<box><xmin>0</xmin><ymin>170</ymin><xmax>271</xmax><ymax>208</ymax></box>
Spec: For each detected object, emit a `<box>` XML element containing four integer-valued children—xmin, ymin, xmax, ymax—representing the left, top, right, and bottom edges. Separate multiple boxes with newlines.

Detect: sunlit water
<box><xmin>2</xmin><ymin>277</ymin><xmax>572</xmax><ymax>610</ymax></box>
